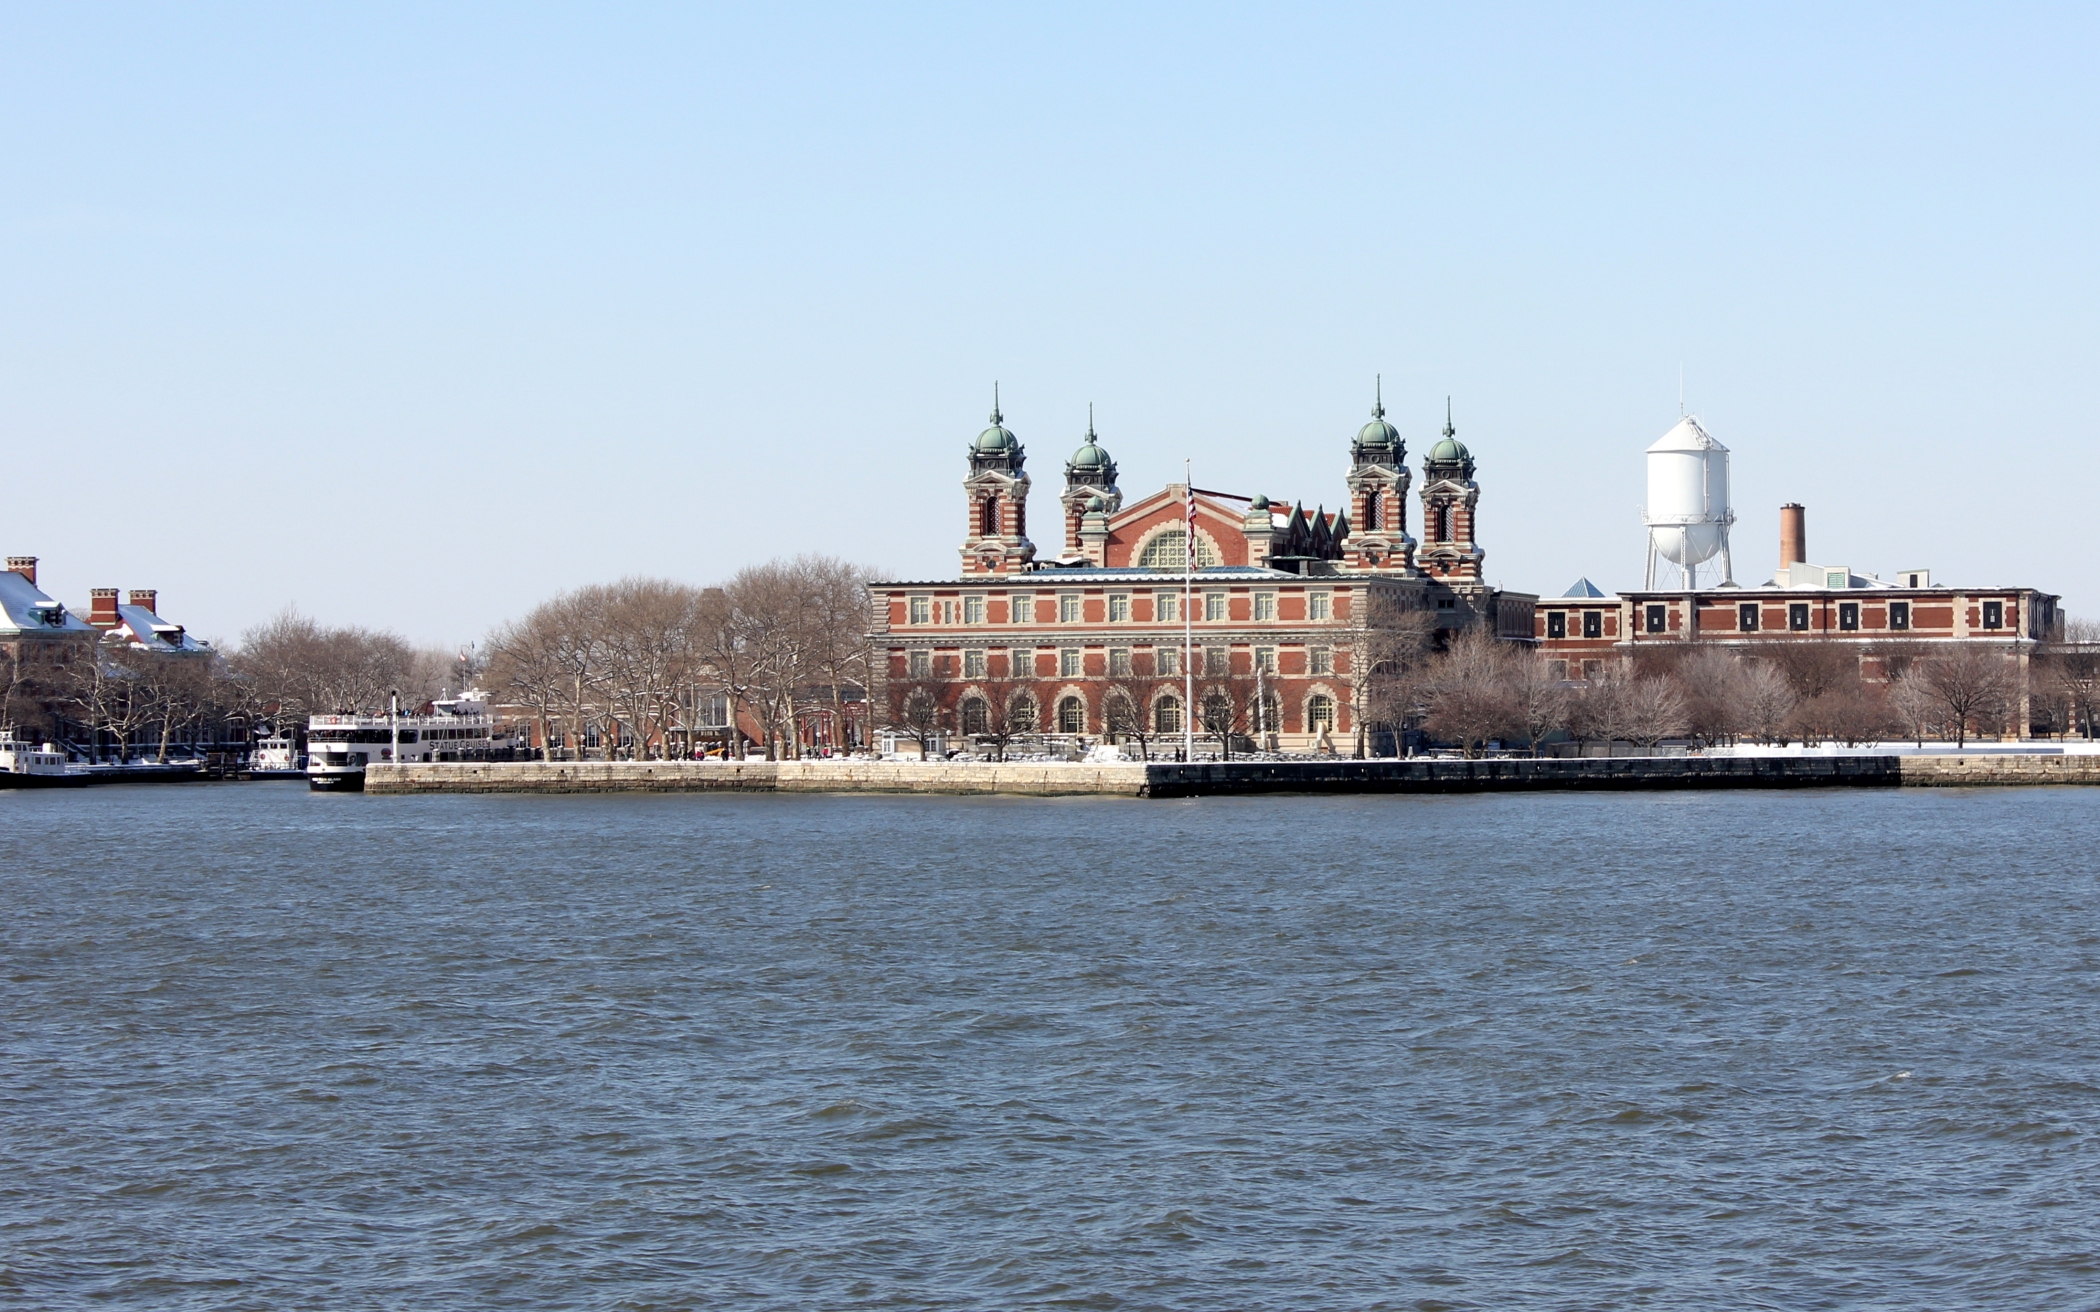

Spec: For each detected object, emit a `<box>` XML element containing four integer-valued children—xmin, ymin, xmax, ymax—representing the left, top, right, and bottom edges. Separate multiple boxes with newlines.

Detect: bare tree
<box><xmin>1421</xmin><ymin>628</ymin><xmax>1516</xmax><ymax>757</ymax></box>
<box><xmin>1504</xmin><ymin>651</ymin><xmax>1570</xmax><ymax>756</ymax></box>
<box><xmin>1887</xmin><ymin>669</ymin><xmax>1939</xmax><ymax>747</ymax></box>
<box><xmin>1348</xmin><ymin>598</ymin><xmax>1435</xmax><ymax>758</ymax></box>
<box><xmin>2045</xmin><ymin>618</ymin><xmax>2100</xmax><ymax>740</ymax></box>
<box><xmin>1737</xmin><ymin>660</ymin><xmax>1799</xmax><ymax>745</ymax></box>
<box><xmin>1622</xmin><ymin>675</ymin><xmax>1689</xmax><ymax>749</ymax></box>
<box><xmin>1917</xmin><ymin>644</ymin><xmax>2017</xmax><ymax>748</ymax></box>
<box><xmin>889</xmin><ymin>678</ymin><xmax>948</xmax><ymax>759</ymax></box>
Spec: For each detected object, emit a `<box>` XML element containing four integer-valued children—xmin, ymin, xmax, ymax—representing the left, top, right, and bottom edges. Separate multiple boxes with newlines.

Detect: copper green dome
<box><xmin>1085</xmin><ymin>495</ymin><xmax>1107</xmax><ymax>512</ymax></box>
<box><xmin>1428</xmin><ymin>435</ymin><xmax>1470</xmax><ymax>461</ymax></box>
<box><xmin>1069</xmin><ymin>440</ymin><xmax>1112</xmax><ymax>469</ymax></box>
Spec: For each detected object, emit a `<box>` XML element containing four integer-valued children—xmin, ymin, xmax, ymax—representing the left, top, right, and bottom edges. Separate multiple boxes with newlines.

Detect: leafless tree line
<box><xmin>481</xmin><ymin>555</ymin><xmax>877</xmax><ymax>761</ymax></box>
<box><xmin>1379</xmin><ymin>631</ymin><xmax>2050</xmax><ymax>756</ymax></box>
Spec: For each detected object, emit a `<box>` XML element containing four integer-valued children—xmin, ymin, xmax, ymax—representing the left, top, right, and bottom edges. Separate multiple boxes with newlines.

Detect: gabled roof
<box><xmin>0</xmin><ymin>571</ymin><xmax>95</xmax><ymax>637</ymax></box>
<box><xmin>1560</xmin><ymin>577</ymin><xmax>1610</xmax><ymax>598</ymax></box>
<box><xmin>111</xmin><ymin>603</ymin><xmax>210</xmax><ymax>653</ymax></box>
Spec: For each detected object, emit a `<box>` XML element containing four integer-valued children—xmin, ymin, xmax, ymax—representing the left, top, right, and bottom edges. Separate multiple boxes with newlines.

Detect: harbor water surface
<box><xmin>4</xmin><ymin>784</ymin><xmax>2097</xmax><ymax>1309</ymax></box>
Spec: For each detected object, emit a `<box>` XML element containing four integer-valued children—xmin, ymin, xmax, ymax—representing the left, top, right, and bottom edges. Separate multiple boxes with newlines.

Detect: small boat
<box><xmin>306</xmin><ymin>689</ymin><xmax>518</xmax><ymax>792</ymax></box>
<box><xmin>0</xmin><ymin>729</ymin><xmax>78</xmax><ymax>788</ymax></box>
<box><xmin>247</xmin><ymin>732</ymin><xmax>305</xmax><ymax>779</ymax></box>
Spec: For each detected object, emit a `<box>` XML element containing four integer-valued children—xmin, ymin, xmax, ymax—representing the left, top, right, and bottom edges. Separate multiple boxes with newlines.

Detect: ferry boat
<box><xmin>247</xmin><ymin>732</ymin><xmax>304</xmax><ymax>778</ymax></box>
<box><xmin>306</xmin><ymin>689</ymin><xmax>518</xmax><ymax>791</ymax></box>
<box><xmin>0</xmin><ymin>729</ymin><xmax>74</xmax><ymax>788</ymax></box>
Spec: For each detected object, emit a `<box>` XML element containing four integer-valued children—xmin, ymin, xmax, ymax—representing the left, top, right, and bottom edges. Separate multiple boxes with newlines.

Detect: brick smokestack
<box><xmin>128</xmin><ymin>589</ymin><xmax>158</xmax><ymax>614</ymax></box>
<box><xmin>89</xmin><ymin>588</ymin><xmax>120</xmax><ymax>627</ymax></box>
<box><xmin>1779</xmin><ymin>504</ymin><xmax>1807</xmax><ymax>570</ymax></box>
<box><xmin>5</xmin><ymin>556</ymin><xmax>35</xmax><ymax>587</ymax></box>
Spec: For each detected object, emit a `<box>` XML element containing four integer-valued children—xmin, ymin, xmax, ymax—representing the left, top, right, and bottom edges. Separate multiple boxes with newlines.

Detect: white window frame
<box><xmin>1309</xmin><ymin>591</ymin><xmax>1331</xmax><ymax>621</ymax></box>
<box><xmin>1060</xmin><ymin>647</ymin><xmax>1082</xmax><ymax>677</ymax></box>
<box><xmin>908</xmin><ymin>595</ymin><xmax>931</xmax><ymax>625</ymax></box>
<box><xmin>1253</xmin><ymin>592</ymin><xmax>1276</xmax><ymax>621</ymax></box>
<box><xmin>1059</xmin><ymin>593</ymin><xmax>1082</xmax><ymax>624</ymax></box>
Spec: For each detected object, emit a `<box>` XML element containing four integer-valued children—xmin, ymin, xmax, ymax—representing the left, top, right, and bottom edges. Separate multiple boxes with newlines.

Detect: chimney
<box><xmin>1779</xmin><ymin>504</ymin><xmax>1807</xmax><ymax>571</ymax></box>
<box><xmin>129</xmin><ymin>588</ymin><xmax>158</xmax><ymax>614</ymax></box>
<box><xmin>89</xmin><ymin>588</ymin><xmax>120</xmax><ymax>627</ymax></box>
<box><xmin>6</xmin><ymin>556</ymin><xmax>35</xmax><ymax>587</ymax></box>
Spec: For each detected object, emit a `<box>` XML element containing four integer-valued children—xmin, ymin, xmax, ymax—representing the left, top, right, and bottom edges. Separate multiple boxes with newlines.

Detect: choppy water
<box><xmin>3</xmin><ymin>784</ymin><xmax>2098</xmax><ymax>1309</ymax></box>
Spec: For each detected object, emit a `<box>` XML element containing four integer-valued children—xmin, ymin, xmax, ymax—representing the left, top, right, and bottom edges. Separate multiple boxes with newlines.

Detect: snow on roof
<box><xmin>0</xmin><ymin>570</ymin><xmax>95</xmax><ymax>636</ymax></box>
<box><xmin>113</xmin><ymin>603</ymin><xmax>209</xmax><ymax>652</ymax></box>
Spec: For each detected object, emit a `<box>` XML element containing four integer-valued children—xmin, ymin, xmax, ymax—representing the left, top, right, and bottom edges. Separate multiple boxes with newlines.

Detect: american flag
<box><xmin>1185</xmin><ymin>487</ymin><xmax>1197</xmax><ymax>571</ymax></box>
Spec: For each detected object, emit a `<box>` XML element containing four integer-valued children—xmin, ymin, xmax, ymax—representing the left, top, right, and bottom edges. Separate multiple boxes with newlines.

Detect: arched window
<box><xmin>1138</xmin><ymin>529</ymin><xmax>1220</xmax><ymax>571</ymax></box>
<box><xmin>1201</xmin><ymin>692</ymin><xmax>1233</xmax><ymax>736</ymax></box>
<box><xmin>1307</xmin><ymin>694</ymin><xmax>1335</xmax><ymax>733</ymax></box>
<box><xmin>1154</xmin><ymin>696</ymin><xmax>1183</xmax><ymax>734</ymax></box>
<box><xmin>980</xmin><ymin>498</ymin><xmax>999</xmax><ymax>536</ymax></box>
<box><xmin>961</xmin><ymin>697</ymin><xmax>989</xmax><ymax>735</ymax></box>
<box><xmin>1057</xmin><ymin>696</ymin><xmax>1086</xmax><ymax>735</ymax></box>
<box><xmin>1435</xmin><ymin>503</ymin><xmax>1453</xmax><ymax>542</ymax></box>
<box><xmin>1362</xmin><ymin>493</ymin><xmax>1382</xmax><ymax>531</ymax></box>
<box><xmin>1257</xmin><ymin>692</ymin><xmax>1281</xmax><ymax>734</ymax></box>
<box><xmin>1008</xmin><ymin>696</ymin><xmax>1037</xmax><ymax>733</ymax></box>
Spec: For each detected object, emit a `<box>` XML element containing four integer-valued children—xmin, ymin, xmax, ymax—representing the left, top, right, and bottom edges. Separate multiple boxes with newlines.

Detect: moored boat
<box><xmin>306</xmin><ymin>690</ymin><xmax>518</xmax><ymax>792</ymax></box>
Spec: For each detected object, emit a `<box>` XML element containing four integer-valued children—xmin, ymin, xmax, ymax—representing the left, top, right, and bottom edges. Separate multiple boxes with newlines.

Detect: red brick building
<box><xmin>870</xmin><ymin>393</ymin><xmax>1535</xmax><ymax>753</ymax></box>
<box><xmin>1536</xmin><ymin>505</ymin><xmax>2063</xmax><ymax>724</ymax></box>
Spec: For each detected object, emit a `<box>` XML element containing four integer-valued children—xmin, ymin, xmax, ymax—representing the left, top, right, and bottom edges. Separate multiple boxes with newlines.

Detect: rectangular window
<box><xmin>1254</xmin><ymin>592</ymin><xmax>1276</xmax><ymax>621</ymax></box>
<box><xmin>1157</xmin><ymin>645</ymin><xmax>1180</xmax><ymax>676</ymax></box>
<box><xmin>1645</xmin><ymin>604</ymin><xmax>1667</xmax><ymax>634</ymax></box>
<box><xmin>1582</xmin><ymin>610</ymin><xmax>1603</xmax><ymax>638</ymax></box>
<box><xmin>1205</xmin><ymin>646</ymin><xmax>1229</xmax><ymax>675</ymax></box>
<box><xmin>909</xmin><ymin>596</ymin><xmax>931</xmax><ymax>625</ymax></box>
<box><xmin>1581</xmin><ymin>659</ymin><xmax>1602</xmax><ymax>680</ymax></box>
<box><xmin>1739</xmin><ymin>602</ymin><xmax>1760</xmax><ymax>632</ymax></box>
<box><xmin>963</xmin><ymin>595</ymin><xmax>985</xmax><ymax>625</ymax></box>
<box><xmin>1157</xmin><ymin>592</ymin><xmax>1180</xmax><ymax>623</ymax></box>
<box><xmin>1205</xmin><ymin>592</ymin><xmax>1226</xmax><ymax>622</ymax></box>
<box><xmin>907</xmin><ymin>650</ymin><xmax>931</xmax><ymax>679</ymax></box>
<box><xmin>1311</xmin><ymin>647</ymin><xmax>1333</xmax><ymax>675</ymax></box>
<box><xmin>1059</xmin><ymin>594</ymin><xmax>1081</xmax><ymax>623</ymax></box>
<box><xmin>1254</xmin><ymin>646</ymin><xmax>1277</xmax><ymax>673</ymax></box>
<box><xmin>1545</xmin><ymin>611</ymin><xmax>1566</xmax><ymax>639</ymax></box>
<box><xmin>1109</xmin><ymin>648</ymin><xmax>1132</xmax><ymax>677</ymax></box>
<box><xmin>1009</xmin><ymin>594</ymin><xmax>1034</xmax><ymax>624</ymax></box>
<box><xmin>1108</xmin><ymin>593</ymin><xmax>1130</xmax><ymax>623</ymax></box>
<box><xmin>1890</xmin><ymin>601</ymin><xmax>1910</xmax><ymax>631</ymax></box>
<box><xmin>1059</xmin><ymin>648</ymin><xmax>1081</xmax><ymax>677</ymax></box>
<box><xmin>1309</xmin><ymin>592</ymin><xmax>1332</xmax><ymax>621</ymax></box>
<box><xmin>1983</xmin><ymin>600</ymin><xmax>2004</xmax><ymax>630</ymax></box>
<box><xmin>1839</xmin><ymin>602</ymin><xmax>1860</xmax><ymax>632</ymax></box>
<box><xmin>964</xmin><ymin>649</ymin><xmax>987</xmax><ymax>678</ymax></box>
<box><xmin>1789</xmin><ymin>602</ymin><xmax>1810</xmax><ymax>632</ymax></box>
<box><xmin>1548</xmin><ymin>659</ymin><xmax>1569</xmax><ymax>681</ymax></box>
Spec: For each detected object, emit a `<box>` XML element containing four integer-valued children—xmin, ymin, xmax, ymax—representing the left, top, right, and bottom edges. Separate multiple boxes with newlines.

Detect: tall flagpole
<box><xmin>1184</xmin><ymin>460</ymin><xmax>1195</xmax><ymax>761</ymax></box>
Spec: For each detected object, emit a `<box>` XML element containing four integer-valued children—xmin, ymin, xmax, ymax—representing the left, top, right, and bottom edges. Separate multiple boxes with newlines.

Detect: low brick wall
<box><xmin>364</xmin><ymin>760</ymin><xmax>1151</xmax><ymax>797</ymax></box>
<box><xmin>364</xmin><ymin>753</ymin><xmax>2100</xmax><ymax>798</ymax></box>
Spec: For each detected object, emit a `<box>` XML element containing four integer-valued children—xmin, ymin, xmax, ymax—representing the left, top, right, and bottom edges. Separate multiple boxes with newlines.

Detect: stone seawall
<box><xmin>363</xmin><ymin>753</ymin><xmax>2100</xmax><ymax>798</ymax></box>
<box><xmin>364</xmin><ymin>760</ymin><xmax>1151</xmax><ymax>796</ymax></box>
<box><xmin>1141</xmin><ymin>755</ymin><xmax>1905</xmax><ymax>797</ymax></box>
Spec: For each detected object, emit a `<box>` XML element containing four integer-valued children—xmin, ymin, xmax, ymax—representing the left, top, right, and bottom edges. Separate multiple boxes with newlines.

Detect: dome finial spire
<box><xmin>990</xmin><ymin>380</ymin><xmax>1002</xmax><ymax>425</ymax></box>
<box><xmin>1443</xmin><ymin>396</ymin><xmax>1454</xmax><ymax>439</ymax></box>
<box><xmin>1087</xmin><ymin>401</ymin><xmax>1095</xmax><ymax>438</ymax></box>
<box><xmin>1374</xmin><ymin>374</ymin><xmax>1384</xmax><ymax>419</ymax></box>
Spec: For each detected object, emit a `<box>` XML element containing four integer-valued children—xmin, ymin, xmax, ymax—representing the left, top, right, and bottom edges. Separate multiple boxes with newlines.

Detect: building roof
<box><xmin>111</xmin><ymin>603</ymin><xmax>210</xmax><ymax>653</ymax></box>
<box><xmin>0</xmin><ymin>570</ymin><xmax>95</xmax><ymax>637</ymax></box>
<box><xmin>1646</xmin><ymin>415</ymin><xmax>1727</xmax><ymax>454</ymax></box>
<box><xmin>1559</xmin><ymin>577</ymin><xmax>1611</xmax><ymax>598</ymax></box>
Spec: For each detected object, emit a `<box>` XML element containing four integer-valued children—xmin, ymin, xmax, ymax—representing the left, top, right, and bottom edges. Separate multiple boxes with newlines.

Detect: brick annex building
<box><xmin>867</xmin><ymin>394</ymin><xmax>1535</xmax><ymax>752</ymax></box>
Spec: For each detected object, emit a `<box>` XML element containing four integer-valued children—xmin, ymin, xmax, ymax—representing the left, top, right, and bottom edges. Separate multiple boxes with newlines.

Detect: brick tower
<box><xmin>1417</xmin><ymin>400</ymin><xmax>1484</xmax><ymax>582</ymax></box>
<box><xmin>1343</xmin><ymin>379</ymin><xmax>1416</xmax><ymax>574</ymax></box>
<box><xmin>960</xmin><ymin>387</ymin><xmax>1036</xmax><ymax>575</ymax></box>
<box><xmin>1060</xmin><ymin>408</ymin><xmax>1122</xmax><ymax>564</ymax></box>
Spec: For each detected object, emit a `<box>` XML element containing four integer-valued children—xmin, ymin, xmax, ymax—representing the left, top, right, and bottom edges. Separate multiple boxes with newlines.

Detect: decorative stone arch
<box><xmin>1148</xmin><ymin>686</ymin><xmax>1186</xmax><ymax>735</ymax></box>
<box><xmin>957</xmin><ymin>684</ymin><xmax>993</xmax><ymax>736</ymax></box>
<box><xmin>1050</xmin><ymin>684</ymin><xmax>1091</xmax><ymax>735</ymax></box>
<box><xmin>1302</xmin><ymin>683</ymin><xmax>1341</xmax><ymax>736</ymax></box>
<box><xmin>1132</xmin><ymin>522</ymin><xmax>1224</xmax><ymax>572</ymax></box>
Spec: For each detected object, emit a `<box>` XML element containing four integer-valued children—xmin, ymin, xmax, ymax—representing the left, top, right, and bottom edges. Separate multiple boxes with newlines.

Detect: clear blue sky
<box><xmin>5</xmin><ymin>4</ymin><xmax>2095</xmax><ymax>646</ymax></box>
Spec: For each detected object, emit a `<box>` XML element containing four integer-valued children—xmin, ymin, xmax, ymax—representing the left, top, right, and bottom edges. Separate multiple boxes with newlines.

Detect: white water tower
<box><xmin>1643</xmin><ymin>416</ymin><xmax>1735</xmax><ymax>589</ymax></box>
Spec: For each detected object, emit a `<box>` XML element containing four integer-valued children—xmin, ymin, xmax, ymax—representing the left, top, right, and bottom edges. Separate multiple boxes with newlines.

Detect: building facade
<box><xmin>870</xmin><ymin>394</ymin><xmax>1536</xmax><ymax>753</ymax></box>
